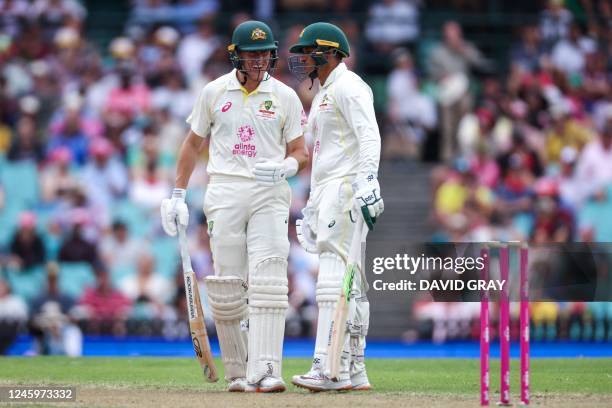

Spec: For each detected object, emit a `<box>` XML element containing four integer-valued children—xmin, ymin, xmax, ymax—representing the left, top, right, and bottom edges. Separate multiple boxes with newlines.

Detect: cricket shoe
<box><xmin>227</xmin><ymin>377</ymin><xmax>247</xmax><ymax>392</ymax></box>
<box><xmin>245</xmin><ymin>376</ymin><xmax>286</xmax><ymax>393</ymax></box>
<box><xmin>291</xmin><ymin>369</ymin><xmax>352</xmax><ymax>392</ymax></box>
<box><xmin>350</xmin><ymin>370</ymin><xmax>372</xmax><ymax>391</ymax></box>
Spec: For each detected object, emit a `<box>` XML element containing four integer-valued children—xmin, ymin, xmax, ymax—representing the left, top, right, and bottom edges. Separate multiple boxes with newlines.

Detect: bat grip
<box><xmin>177</xmin><ymin>224</ymin><xmax>193</xmax><ymax>274</ymax></box>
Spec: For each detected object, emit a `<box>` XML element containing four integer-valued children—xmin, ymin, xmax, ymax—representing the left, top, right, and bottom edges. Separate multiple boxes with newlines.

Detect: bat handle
<box><xmin>177</xmin><ymin>224</ymin><xmax>193</xmax><ymax>274</ymax></box>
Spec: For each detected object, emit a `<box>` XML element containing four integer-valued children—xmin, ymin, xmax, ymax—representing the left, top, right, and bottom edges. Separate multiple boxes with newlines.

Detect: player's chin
<box><xmin>247</xmin><ymin>69</ymin><xmax>266</xmax><ymax>82</ymax></box>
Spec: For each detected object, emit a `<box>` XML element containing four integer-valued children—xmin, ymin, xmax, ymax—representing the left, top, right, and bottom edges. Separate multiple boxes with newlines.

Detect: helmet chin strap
<box><xmin>308</xmin><ymin>67</ymin><xmax>319</xmax><ymax>90</ymax></box>
<box><xmin>238</xmin><ymin>68</ymin><xmax>266</xmax><ymax>87</ymax></box>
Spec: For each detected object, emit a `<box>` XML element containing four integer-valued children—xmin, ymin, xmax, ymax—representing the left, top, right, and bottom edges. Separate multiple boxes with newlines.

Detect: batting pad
<box><xmin>246</xmin><ymin>257</ymin><xmax>289</xmax><ymax>384</ymax></box>
<box><xmin>313</xmin><ymin>252</ymin><xmax>345</xmax><ymax>371</ymax></box>
<box><xmin>348</xmin><ymin>272</ymin><xmax>369</xmax><ymax>378</ymax></box>
<box><xmin>205</xmin><ymin>276</ymin><xmax>248</xmax><ymax>381</ymax></box>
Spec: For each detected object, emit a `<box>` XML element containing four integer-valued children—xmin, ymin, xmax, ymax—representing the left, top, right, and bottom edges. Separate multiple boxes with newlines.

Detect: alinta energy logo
<box><xmin>234</xmin><ymin>124</ymin><xmax>257</xmax><ymax>157</ymax></box>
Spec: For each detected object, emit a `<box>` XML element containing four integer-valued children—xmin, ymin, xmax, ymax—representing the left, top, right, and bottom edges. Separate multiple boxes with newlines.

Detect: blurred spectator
<box><xmin>0</xmin><ymin>0</ymin><xmax>29</xmax><ymax>38</ymax></box>
<box><xmin>151</xmin><ymin>69</ymin><xmax>194</xmax><ymax>120</ymax></box>
<box><xmin>32</xmin><ymin>0</ymin><xmax>87</xmax><ymax>32</ymax></box>
<box><xmin>129</xmin><ymin>160</ymin><xmax>170</xmax><ymax>210</ymax></box>
<box><xmin>104</xmin><ymin>65</ymin><xmax>151</xmax><ymax>121</ymax></box>
<box><xmin>434</xmin><ymin>160</ymin><xmax>493</xmax><ymax>219</ymax></box>
<box><xmin>385</xmin><ymin>48</ymin><xmax>436</xmax><ymax>160</ymax></box>
<box><xmin>177</xmin><ymin>15</ymin><xmax>220</xmax><ymax>85</ymax></box>
<box><xmin>76</xmin><ymin>266</ymin><xmax>131</xmax><ymax>334</ymax></box>
<box><xmin>100</xmin><ymin>220</ymin><xmax>147</xmax><ymax>273</ymax></box>
<box><xmin>498</xmin><ymin>131</ymin><xmax>543</xmax><ymax>180</ymax></box>
<box><xmin>469</xmin><ymin>142</ymin><xmax>500</xmax><ymax>189</ymax></box>
<box><xmin>573</xmin><ymin>116</ymin><xmax>612</xmax><ymax>201</ymax></box>
<box><xmin>31</xmin><ymin>301</ymin><xmax>82</xmax><ymax>356</ymax></box>
<box><xmin>365</xmin><ymin>0</ymin><xmax>421</xmax><ymax>53</ymax></box>
<box><xmin>80</xmin><ymin>138</ymin><xmax>128</xmax><ymax>213</ymax></box>
<box><xmin>129</xmin><ymin>0</ymin><xmax>219</xmax><ymax>30</ymax></box>
<box><xmin>58</xmin><ymin>216</ymin><xmax>98</xmax><ymax>264</ymax></box>
<box><xmin>556</xmin><ymin>146</ymin><xmax>581</xmax><ymax>209</ymax></box>
<box><xmin>32</xmin><ymin>262</ymin><xmax>74</xmax><ymax>314</ymax></box>
<box><xmin>119</xmin><ymin>252</ymin><xmax>174</xmax><ymax>306</ymax></box>
<box><xmin>47</xmin><ymin>94</ymin><xmax>97</xmax><ymax>166</ymax></box>
<box><xmin>40</xmin><ymin>147</ymin><xmax>79</xmax><ymax>203</ymax></box>
<box><xmin>30</xmin><ymin>263</ymin><xmax>82</xmax><ymax>356</ymax></box>
<box><xmin>551</xmin><ymin>23</ymin><xmax>596</xmax><ymax>77</ymax></box>
<box><xmin>9</xmin><ymin>211</ymin><xmax>46</xmax><ymax>270</ymax></box>
<box><xmin>6</xmin><ymin>116</ymin><xmax>44</xmax><ymax>162</ymax></box>
<box><xmin>0</xmin><ymin>278</ymin><xmax>28</xmax><ymax>354</ymax></box>
<box><xmin>539</xmin><ymin>0</ymin><xmax>573</xmax><ymax>50</ymax></box>
<box><xmin>155</xmin><ymin>107</ymin><xmax>186</xmax><ymax>165</ymax></box>
<box><xmin>457</xmin><ymin>106</ymin><xmax>496</xmax><ymax>158</ymax></box>
<box><xmin>140</xmin><ymin>26</ymin><xmax>182</xmax><ymax>85</ymax></box>
<box><xmin>428</xmin><ymin>21</ymin><xmax>492</xmax><ymax>162</ymax></box>
<box><xmin>510</xmin><ymin>25</ymin><xmax>545</xmax><ymax>73</ymax></box>
<box><xmin>544</xmin><ymin>99</ymin><xmax>593</xmax><ymax>164</ymax></box>
<box><xmin>531</xmin><ymin>177</ymin><xmax>574</xmax><ymax>243</ymax></box>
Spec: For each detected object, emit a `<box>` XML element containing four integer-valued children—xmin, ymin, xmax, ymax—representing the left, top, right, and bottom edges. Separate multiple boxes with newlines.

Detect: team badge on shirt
<box><xmin>318</xmin><ymin>94</ymin><xmax>334</xmax><ymax>112</ymax></box>
<box><xmin>256</xmin><ymin>99</ymin><xmax>277</xmax><ymax>120</ymax></box>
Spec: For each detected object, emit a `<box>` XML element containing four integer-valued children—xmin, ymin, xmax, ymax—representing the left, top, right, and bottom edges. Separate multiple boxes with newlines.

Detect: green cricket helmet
<box><xmin>288</xmin><ymin>22</ymin><xmax>350</xmax><ymax>82</ymax></box>
<box><xmin>228</xmin><ymin>21</ymin><xmax>278</xmax><ymax>77</ymax></box>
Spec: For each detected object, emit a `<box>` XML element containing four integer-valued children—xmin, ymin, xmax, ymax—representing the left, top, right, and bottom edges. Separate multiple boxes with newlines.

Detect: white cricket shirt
<box><xmin>187</xmin><ymin>69</ymin><xmax>305</xmax><ymax>179</ymax></box>
<box><xmin>308</xmin><ymin>63</ymin><xmax>381</xmax><ymax>190</ymax></box>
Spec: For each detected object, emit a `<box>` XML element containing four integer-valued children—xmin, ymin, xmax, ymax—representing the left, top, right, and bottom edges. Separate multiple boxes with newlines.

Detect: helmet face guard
<box><xmin>287</xmin><ymin>54</ymin><xmax>320</xmax><ymax>83</ymax></box>
<box><xmin>288</xmin><ymin>48</ymin><xmax>340</xmax><ymax>82</ymax></box>
<box><xmin>229</xmin><ymin>44</ymin><xmax>278</xmax><ymax>83</ymax></box>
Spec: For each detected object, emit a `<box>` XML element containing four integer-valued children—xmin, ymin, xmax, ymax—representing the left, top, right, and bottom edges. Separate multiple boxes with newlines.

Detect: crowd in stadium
<box><xmin>1</xmin><ymin>0</ymin><xmax>611</xmax><ymax>355</ymax></box>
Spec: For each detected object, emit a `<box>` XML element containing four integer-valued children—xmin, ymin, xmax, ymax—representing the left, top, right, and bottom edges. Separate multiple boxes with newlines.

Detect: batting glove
<box><xmin>253</xmin><ymin>157</ymin><xmax>298</xmax><ymax>187</ymax></box>
<box><xmin>296</xmin><ymin>204</ymin><xmax>318</xmax><ymax>253</ymax></box>
<box><xmin>160</xmin><ymin>188</ymin><xmax>189</xmax><ymax>236</ymax></box>
<box><xmin>352</xmin><ymin>174</ymin><xmax>384</xmax><ymax>231</ymax></box>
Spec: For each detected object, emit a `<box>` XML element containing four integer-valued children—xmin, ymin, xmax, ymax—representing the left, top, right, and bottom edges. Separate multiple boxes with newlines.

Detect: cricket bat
<box><xmin>178</xmin><ymin>225</ymin><xmax>219</xmax><ymax>383</ymax></box>
<box><xmin>326</xmin><ymin>215</ymin><xmax>368</xmax><ymax>381</ymax></box>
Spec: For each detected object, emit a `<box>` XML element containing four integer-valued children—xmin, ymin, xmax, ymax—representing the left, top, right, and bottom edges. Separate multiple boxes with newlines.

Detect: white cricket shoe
<box><xmin>350</xmin><ymin>370</ymin><xmax>371</xmax><ymax>390</ymax></box>
<box><xmin>291</xmin><ymin>368</ymin><xmax>352</xmax><ymax>392</ymax></box>
<box><xmin>245</xmin><ymin>376</ymin><xmax>286</xmax><ymax>393</ymax></box>
<box><xmin>228</xmin><ymin>377</ymin><xmax>247</xmax><ymax>392</ymax></box>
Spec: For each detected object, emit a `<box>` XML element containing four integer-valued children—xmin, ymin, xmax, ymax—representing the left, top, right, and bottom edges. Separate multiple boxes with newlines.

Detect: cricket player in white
<box><xmin>160</xmin><ymin>21</ymin><xmax>308</xmax><ymax>393</ymax></box>
<box><xmin>288</xmin><ymin>22</ymin><xmax>383</xmax><ymax>391</ymax></box>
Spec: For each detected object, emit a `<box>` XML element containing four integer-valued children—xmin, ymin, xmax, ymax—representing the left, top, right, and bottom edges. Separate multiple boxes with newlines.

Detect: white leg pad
<box><xmin>348</xmin><ymin>267</ymin><xmax>369</xmax><ymax>376</ymax></box>
<box><xmin>246</xmin><ymin>257</ymin><xmax>288</xmax><ymax>383</ymax></box>
<box><xmin>349</xmin><ymin>301</ymin><xmax>369</xmax><ymax>377</ymax></box>
<box><xmin>205</xmin><ymin>276</ymin><xmax>248</xmax><ymax>381</ymax></box>
<box><xmin>313</xmin><ymin>252</ymin><xmax>345</xmax><ymax>372</ymax></box>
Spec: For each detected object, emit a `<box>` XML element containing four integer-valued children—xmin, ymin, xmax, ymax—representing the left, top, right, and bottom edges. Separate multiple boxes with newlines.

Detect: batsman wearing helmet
<box><xmin>288</xmin><ymin>22</ymin><xmax>383</xmax><ymax>391</ymax></box>
<box><xmin>160</xmin><ymin>21</ymin><xmax>308</xmax><ymax>392</ymax></box>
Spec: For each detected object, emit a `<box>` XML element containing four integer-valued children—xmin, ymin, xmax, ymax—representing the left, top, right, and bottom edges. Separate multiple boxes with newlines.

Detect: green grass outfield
<box><xmin>1</xmin><ymin>357</ymin><xmax>611</xmax><ymax>407</ymax></box>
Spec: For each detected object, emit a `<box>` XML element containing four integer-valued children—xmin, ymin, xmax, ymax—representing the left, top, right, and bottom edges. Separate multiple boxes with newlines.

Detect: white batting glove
<box><xmin>352</xmin><ymin>173</ymin><xmax>384</xmax><ymax>231</ymax></box>
<box><xmin>253</xmin><ymin>157</ymin><xmax>298</xmax><ymax>186</ymax></box>
<box><xmin>160</xmin><ymin>188</ymin><xmax>189</xmax><ymax>236</ymax></box>
<box><xmin>296</xmin><ymin>204</ymin><xmax>318</xmax><ymax>253</ymax></box>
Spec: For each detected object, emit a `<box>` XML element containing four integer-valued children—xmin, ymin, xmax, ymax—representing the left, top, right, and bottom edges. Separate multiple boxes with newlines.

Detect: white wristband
<box><xmin>283</xmin><ymin>157</ymin><xmax>299</xmax><ymax>178</ymax></box>
<box><xmin>172</xmin><ymin>188</ymin><xmax>186</xmax><ymax>201</ymax></box>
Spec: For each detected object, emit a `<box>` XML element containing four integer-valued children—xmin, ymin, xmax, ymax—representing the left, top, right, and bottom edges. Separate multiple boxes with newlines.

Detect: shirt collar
<box><xmin>321</xmin><ymin>62</ymin><xmax>347</xmax><ymax>88</ymax></box>
<box><xmin>227</xmin><ymin>69</ymin><xmax>273</xmax><ymax>94</ymax></box>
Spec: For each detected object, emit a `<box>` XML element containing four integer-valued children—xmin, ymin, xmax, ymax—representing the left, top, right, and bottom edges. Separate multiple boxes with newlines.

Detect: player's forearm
<box><xmin>175</xmin><ymin>131</ymin><xmax>203</xmax><ymax>189</ymax></box>
<box><xmin>287</xmin><ymin>136</ymin><xmax>309</xmax><ymax>171</ymax></box>
<box><xmin>289</xmin><ymin>147</ymin><xmax>309</xmax><ymax>171</ymax></box>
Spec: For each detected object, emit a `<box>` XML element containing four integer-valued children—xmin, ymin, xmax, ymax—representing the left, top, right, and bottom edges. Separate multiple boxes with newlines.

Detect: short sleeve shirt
<box><xmin>187</xmin><ymin>70</ymin><xmax>305</xmax><ymax>179</ymax></box>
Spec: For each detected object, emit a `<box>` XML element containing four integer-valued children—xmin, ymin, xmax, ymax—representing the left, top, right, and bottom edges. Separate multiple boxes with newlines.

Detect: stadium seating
<box><xmin>58</xmin><ymin>262</ymin><xmax>96</xmax><ymax>300</ymax></box>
